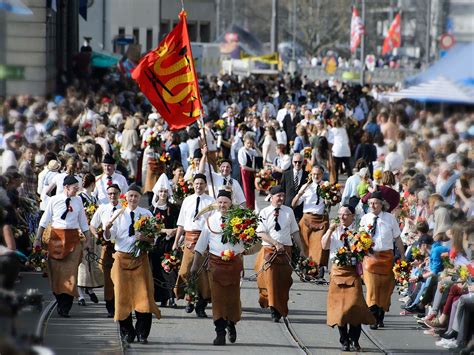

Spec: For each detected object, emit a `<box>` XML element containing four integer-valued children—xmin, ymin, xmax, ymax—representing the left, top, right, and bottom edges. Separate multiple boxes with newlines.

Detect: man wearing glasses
<box><xmin>292</xmin><ymin>166</ymin><xmax>329</xmax><ymax>278</ymax></box>
<box><xmin>89</xmin><ymin>183</ymin><xmax>122</xmax><ymax>318</ymax></box>
<box><xmin>280</xmin><ymin>153</ymin><xmax>308</xmax><ymax>221</ymax></box>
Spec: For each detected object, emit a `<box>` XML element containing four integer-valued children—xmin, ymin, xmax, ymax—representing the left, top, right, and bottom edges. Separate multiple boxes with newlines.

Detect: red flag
<box><xmin>132</xmin><ymin>11</ymin><xmax>202</xmax><ymax>130</ymax></box>
<box><xmin>350</xmin><ymin>7</ymin><xmax>365</xmax><ymax>54</ymax></box>
<box><xmin>382</xmin><ymin>13</ymin><xmax>401</xmax><ymax>55</ymax></box>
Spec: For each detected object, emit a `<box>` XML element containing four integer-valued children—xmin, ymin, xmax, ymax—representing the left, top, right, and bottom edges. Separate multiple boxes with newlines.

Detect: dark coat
<box><xmin>280</xmin><ymin>168</ymin><xmax>309</xmax><ymax>221</ymax></box>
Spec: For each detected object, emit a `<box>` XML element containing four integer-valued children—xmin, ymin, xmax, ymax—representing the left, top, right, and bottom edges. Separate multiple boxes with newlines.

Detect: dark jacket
<box><xmin>280</xmin><ymin>168</ymin><xmax>309</xmax><ymax>221</ymax></box>
<box><xmin>282</xmin><ymin>113</ymin><xmax>302</xmax><ymax>142</ymax></box>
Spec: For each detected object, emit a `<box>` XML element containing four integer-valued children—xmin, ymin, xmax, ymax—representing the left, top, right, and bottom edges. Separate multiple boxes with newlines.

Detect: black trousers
<box><xmin>338</xmin><ymin>324</ymin><xmax>362</xmax><ymax>344</ymax></box>
<box><xmin>119</xmin><ymin>311</ymin><xmax>152</xmax><ymax>339</ymax></box>
<box><xmin>370</xmin><ymin>305</ymin><xmax>385</xmax><ymax>323</ymax></box>
<box><xmin>54</xmin><ymin>293</ymin><xmax>74</xmax><ymax>313</ymax></box>
<box><xmin>333</xmin><ymin>156</ymin><xmax>352</xmax><ymax>181</ymax></box>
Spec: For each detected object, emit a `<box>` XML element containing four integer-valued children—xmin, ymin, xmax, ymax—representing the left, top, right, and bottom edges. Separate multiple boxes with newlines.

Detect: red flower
<box><xmin>107</xmin><ymin>180</ymin><xmax>112</xmax><ymax>186</ymax></box>
<box><xmin>220</xmin><ymin>223</ymin><xmax>225</xmax><ymax>228</ymax></box>
<box><xmin>34</xmin><ymin>245</ymin><xmax>41</xmax><ymax>252</ymax></box>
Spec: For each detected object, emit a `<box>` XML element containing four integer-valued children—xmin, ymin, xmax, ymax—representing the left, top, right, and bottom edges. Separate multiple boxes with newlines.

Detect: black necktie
<box><xmin>223</xmin><ymin>177</ymin><xmax>232</xmax><ymax>186</ymax></box>
<box><xmin>371</xmin><ymin>216</ymin><xmax>379</xmax><ymax>237</ymax></box>
<box><xmin>129</xmin><ymin>211</ymin><xmax>135</xmax><ymax>236</ymax></box>
<box><xmin>60</xmin><ymin>198</ymin><xmax>71</xmax><ymax>220</ymax></box>
<box><xmin>293</xmin><ymin>172</ymin><xmax>299</xmax><ymax>189</ymax></box>
<box><xmin>112</xmin><ymin>206</ymin><xmax>117</xmax><ymax>212</ymax></box>
<box><xmin>316</xmin><ymin>184</ymin><xmax>321</xmax><ymax>205</ymax></box>
<box><xmin>194</xmin><ymin>196</ymin><xmax>201</xmax><ymax>218</ymax></box>
<box><xmin>274</xmin><ymin>207</ymin><xmax>281</xmax><ymax>231</ymax></box>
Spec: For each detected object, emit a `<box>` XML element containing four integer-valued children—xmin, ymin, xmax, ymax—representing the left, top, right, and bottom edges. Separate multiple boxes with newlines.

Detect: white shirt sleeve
<box><xmin>39</xmin><ymin>197</ymin><xmax>53</xmax><ymax>228</ymax></box>
<box><xmin>194</xmin><ymin>227</ymin><xmax>210</xmax><ymax>255</ymax></box>
<box><xmin>289</xmin><ymin>209</ymin><xmax>299</xmax><ymax>234</ymax></box>
<box><xmin>238</xmin><ymin>148</ymin><xmax>248</xmax><ymax>166</ymax></box>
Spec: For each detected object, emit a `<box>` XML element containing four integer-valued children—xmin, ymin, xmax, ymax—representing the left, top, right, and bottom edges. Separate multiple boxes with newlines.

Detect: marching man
<box><xmin>35</xmin><ymin>175</ymin><xmax>92</xmax><ymax>318</ymax></box>
<box><xmin>94</xmin><ymin>154</ymin><xmax>128</xmax><ymax>205</ymax></box>
<box><xmin>104</xmin><ymin>185</ymin><xmax>160</xmax><ymax>344</ymax></box>
<box><xmin>360</xmin><ymin>191</ymin><xmax>405</xmax><ymax>329</ymax></box>
<box><xmin>191</xmin><ymin>189</ymin><xmax>244</xmax><ymax>346</ymax></box>
<box><xmin>255</xmin><ymin>185</ymin><xmax>306</xmax><ymax>322</ymax></box>
<box><xmin>89</xmin><ymin>183</ymin><xmax>122</xmax><ymax>318</ymax></box>
<box><xmin>173</xmin><ymin>173</ymin><xmax>214</xmax><ymax>317</ymax></box>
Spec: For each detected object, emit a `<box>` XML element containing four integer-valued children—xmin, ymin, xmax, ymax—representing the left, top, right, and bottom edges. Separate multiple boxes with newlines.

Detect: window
<box><xmin>160</xmin><ymin>22</ymin><xmax>170</xmax><ymax>41</ymax></box>
<box><xmin>146</xmin><ymin>28</ymin><xmax>153</xmax><ymax>51</ymax></box>
<box><xmin>188</xmin><ymin>22</ymin><xmax>197</xmax><ymax>42</ymax></box>
<box><xmin>200</xmin><ymin>22</ymin><xmax>211</xmax><ymax>42</ymax></box>
<box><xmin>118</xmin><ymin>27</ymin><xmax>125</xmax><ymax>36</ymax></box>
<box><xmin>116</xmin><ymin>27</ymin><xmax>126</xmax><ymax>54</ymax></box>
<box><xmin>133</xmin><ymin>28</ymin><xmax>140</xmax><ymax>44</ymax></box>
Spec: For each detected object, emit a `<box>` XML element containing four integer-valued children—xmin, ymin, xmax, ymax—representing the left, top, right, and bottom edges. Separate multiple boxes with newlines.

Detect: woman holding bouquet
<box><xmin>190</xmin><ymin>190</ymin><xmax>244</xmax><ymax>346</ymax></box>
<box><xmin>104</xmin><ymin>185</ymin><xmax>161</xmax><ymax>344</ymax></box>
<box><xmin>77</xmin><ymin>173</ymin><xmax>104</xmax><ymax>306</ymax></box>
<box><xmin>149</xmin><ymin>174</ymin><xmax>179</xmax><ymax>308</ymax></box>
<box><xmin>322</xmin><ymin>205</ymin><xmax>375</xmax><ymax>352</ymax></box>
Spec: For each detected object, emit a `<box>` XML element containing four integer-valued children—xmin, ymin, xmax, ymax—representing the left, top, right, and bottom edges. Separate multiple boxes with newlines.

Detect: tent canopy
<box><xmin>382</xmin><ymin>76</ymin><xmax>474</xmax><ymax>104</ymax></box>
<box><xmin>406</xmin><ymin>42</ymin><xmax>474</xmax><ymax>87</ymax></box>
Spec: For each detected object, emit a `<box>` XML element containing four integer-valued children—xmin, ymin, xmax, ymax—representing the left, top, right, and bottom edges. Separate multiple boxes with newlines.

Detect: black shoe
<box><xmin>88</xmin><ymin>293</ymin><xmax>99</xmax><ymax>304</ymax></box>
<box><xmin>57</xmin><ymin>308</ymin><xmax>70</xmax><ymax>318</ymax></box>
<box><xmin>317</xmin><ymin>267</ymin><xmax>325</xmax><ymax>279</ymax></box>
<box><xmin>107</xmin><ymin>312</ymin><xmax>114</xmax><ymax>318</ymax></box>
<box><xmin>369</xmin><ymin>324</ymin><xmax>378</xmax><ymax>330</ymax></box>
<box><xmin>137</xmin><ymin>336</ymin><xmax>148</xmax><ymax>344</ymax></box>
<box><xmin>78</xmin><ymin>299</ymin><xmax>86</xmax><ymax>306</ymax></box>
<box><xmin>160</xmin><ymin>300</ymin><xmax>168</xmax><ymax>308</ymax></box>
<box><xmin>441</xmin><ymin>330</ymin><xmax>458</xmax><ymax>340</ymax></box>
<box><xmin>341</xmin><ymin>341</ymin><xmax>350</xmax><ymax>351</ymax></box>
<box><xmin>227</xmin><ymin>322</ymin><xmax>237</xmax><ymax>343</ymax></box>
<box><xmin>213</xmin><ymin>333</ymin><xmax>226</xmax><ymax>346</ymax></box>
<box><xmin>270</xmin><ymin>307</ymin><xmax>281</xmax><ymax>322</ymax></box>
<box><xmin>196</xmin><ymin>308</ymin><xmax>208</xmax><ymax>318</ymax></box>
<box><xmin>351</xmin><ymin>341</ymin><xmax>361</xmax><ymax>351</ymax></box>
<box><xmin>378</xmin><ymin>321</ymin><xmax>385</xmax><ymax>328</ymax></box>
<box><xmin>123</xmin><ymin>332</ymin><xmax>136</xmax><ymax>344</ymax></box>
<box><xmin>169</xmin><ymin>300</ymin><xmax>177</xmax><ymax>309</ymax></box>
<box><xmin>185</xmin><ymin>302</ymin><xmax>194</xmax><ymax>313</ymax></box>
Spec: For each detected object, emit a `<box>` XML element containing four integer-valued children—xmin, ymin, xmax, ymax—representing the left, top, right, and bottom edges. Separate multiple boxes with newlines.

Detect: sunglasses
<box><xmin>293</xmin><ymin>161</ymin><xmax>303</xmax><ymax>164</ymax></box>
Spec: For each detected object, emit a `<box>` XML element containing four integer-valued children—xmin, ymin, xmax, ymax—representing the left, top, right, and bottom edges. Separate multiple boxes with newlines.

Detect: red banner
<box><xmin>132</xmin><ymin>11</ymin><xmax>202</xmax><ymax>130</ymax></box>
<box><xmin>350</xmin><ymin>7</ymin><xmax>364</xmax><ymax>54</ymax></box>
<box><xmin>382</xmin><ymin>13</ymin><xmax>401</xmax><ymax>55</ymax></box>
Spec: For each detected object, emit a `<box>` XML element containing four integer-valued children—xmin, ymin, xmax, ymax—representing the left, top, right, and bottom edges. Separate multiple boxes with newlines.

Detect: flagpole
<box><xmin>360</xmin><ymin>0</ymin><xmax>366</xmax><ymax>86</ymax></box>
<box><xmin>199</xmin><ymin>111</ymin><xmax>217</xmax><ymax>198</ymax></box>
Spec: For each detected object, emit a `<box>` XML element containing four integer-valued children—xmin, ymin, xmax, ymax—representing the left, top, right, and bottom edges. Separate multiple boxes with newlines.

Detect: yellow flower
<box><xmin>233</xmin><ymin>226</ymin><xmax>240</xmax><ymax>234</ymax></box>
<box><xmin>401</xmin><ymin>260</ymin><xmax>407</xmax><ymax>267</ymax></box>
<box><xmin>459</xmin><ymin>265</ymin><xmax>469</xmax><ymax>282</ymax></box>
<box><xmin>230</xmin><ymin>217</ymin><xmax>242</xmax><ymax>226</ymax></box>
<box><xmin>244</xmin><ymin>228</ymin><xmax>255</xmax><ymax>237</ymax></box>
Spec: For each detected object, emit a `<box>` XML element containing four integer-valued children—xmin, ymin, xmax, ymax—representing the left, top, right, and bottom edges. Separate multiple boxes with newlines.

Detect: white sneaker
<box><xmin>442</xmin><ymin>339</ymin><xmax>458</xmax><ymax>349</ymax></box>
<box><xmin>398</xmin><ymin>296</ymin><xmax>410</xmax><ymax>303</ymax></box>
<box><xmin>435</xmin><ymin>339</ymin><xmax>449</xmax><ymax>347</ymax></box>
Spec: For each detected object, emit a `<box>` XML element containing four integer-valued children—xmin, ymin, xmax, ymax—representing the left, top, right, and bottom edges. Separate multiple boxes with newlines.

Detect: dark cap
<box><xmin>219</xmin><ymin>158</ymin><xmax>232</xmax><ymax>166</ymax></box>
<box><xmin>106</xmin><ymin>183</ymin><xmax>121</xmax><ymax>192</ymax></box>
<box><xmin>203</xmin><ymin>115</ymin><xmax>214</xmax><ymax>124</ymax></box>
<box><xmin>102</xmin><ymin>153</ymin><xmax>116</xmax><ymax>165</ymax></box>
<box><xmin>269</xmin><ymin>185</ymin><xmax>284</xmax><ymax>195</ymax></box>
<box><xmin>127</xmin><ymin>184</ymin><xmax>142</xmax><ymax>194</ymax></box>
<box><xmin>342</xmin><ymin>204</ymin><xmax>356</xmax><ymax>215</ymax></box>
<box><xmin>217</xmin><ymin>190</ymin><xmax>232</xmax><ymax>200</ymax></box>
<box><xmin>369</xmin><ymin>191</ymin><xmax>384</xmax><ymax>201</ymax></box>
<box><xmin>63</xmin><ymin>175</ymin><xmax>79</xmax><ymax>186</ymax></box>
<box><xmin>193</xmin><ymin>173</ymin><xmax>207</xmax><ymax>183</ymax></box>
<box><xmin>418</xmin><ymin>235</ymin><xmax>434</xmax><ymax>246</ymax></box>
<box><xmin>193</xmin><ymin>149</ymin><xmax>203</xmax><ymax>159</ymax></box>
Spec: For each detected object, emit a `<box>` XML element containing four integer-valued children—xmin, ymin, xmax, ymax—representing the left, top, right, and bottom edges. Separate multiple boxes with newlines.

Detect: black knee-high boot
<box><xmin>369</xmin><ymin>305</ymin><xmax>379</xmax><ymax>329</ymax></box>
<box><xmin>213</xmin><ymin>318</ymin><xmax>227</xmax><ymax>346</ymax></box>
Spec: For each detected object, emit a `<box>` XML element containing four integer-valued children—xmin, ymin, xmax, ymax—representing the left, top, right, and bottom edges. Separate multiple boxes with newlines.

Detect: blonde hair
<box><xmin>124</xmin><ymin>117</ymin><xmax>136</xmax><ymax>130</ymax></box>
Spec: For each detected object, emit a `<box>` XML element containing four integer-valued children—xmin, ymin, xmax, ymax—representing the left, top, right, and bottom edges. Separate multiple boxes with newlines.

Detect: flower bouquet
<box><xmin>348</xmin><ymin>229</ymin><xmax>374</xmax><ymax>262</ymax></box>
<box><xmin>441</xmin><ymin>252</ymin><xmax>455</xmax><ymax>270</ymax></box>
<box><xmin>130</xmin><ymin>214</ymin><xmax>164</xmax><ymax>257</ymax></box>
<box><xmin>214</xmin><ymin>119</ymin><xmax>227</xmax><ymax>134</ymax></box>
<box><xmin>173</xmin><ymin>177</ymin><xmax>195</xmax><ymax>204</ymax></box>
<box><xmin>457</xmin><ymin>265</ymin><xmax>470</xmax><ymax>283</ymax></box>
<box><xmin>118</xmin><ymin>194</ymin><xmax>128</xmax><ymax>208</ymax></box>
<box><xmin>85</xmin><ymin>202</ymin><xmax>98</xmax><ymax>222</ymax></box>
<box><xmin>255</xmin><ymin>165</ymin><xmax>277</xmax><ymax>191</ymax></box>
<box><xmin>26</xmin><ymin>245</ymin><xmax>48</xmax><ymax>273</ymax></box>
<box><xmin>333</xmin><ymin>246</ymin><xmax>356</xmax><ymax>266</ymax></box>
<box><xmin>297</xmin><ymin>256</ymin><xmax>319</xmax><ymax>276</ymax></box>
<box><xmin>410</xmin><ymin>246</ymin><xmax>425</xmax><ymax>262</ymax></box>
<box><xmin>95</xmin><ymin>226</ymin><xmax>108</xmax><ymax>246</ymax></box>
<box><xmin>144</xmin><ymin>131</ymin><xmax>161</xmax><ymax>149</ymax></box>
<box><xmin>318</xmin><ymin>181</ymin><xmax>342</xmax><ymax>206</ymax></box>
<box><xmin>221</xmin><ymin>207</ymin><xmax>261</xmax><ymax>249</ymax></box>
<box><xmin>184</xmin><ymin>277</ymin><xmax>198</xmax><ymax>305</ymax></box>
<box><xmin>161</xmin><ymin>250</ymin><xmax>181</xmax><ymax>273</ymax></box>
<box><xmin>159</xmin><ymin>151</ymin><xmax>171</xmax><ymax>163</ymax></box>
<box><xmin>221</xmin><ymin>249</ymin><xmax>236</xmax><ymax>261</ymax></box>
<box><xmin>393</xmin><ymin>259</ymin><xmax>412</xmax><ymax>286</ymax></box>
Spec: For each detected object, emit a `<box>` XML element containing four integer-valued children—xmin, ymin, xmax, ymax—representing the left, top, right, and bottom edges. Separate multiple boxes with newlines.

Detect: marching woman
<box><xmin>238</xmin><ymin>133</ymin><xmax>261</xmax><ymax>210</ymax></box>
<box><xmin>149</xmin><ymin>174</ymin><xmax>179</xmax><ymax>307</ymax></box>
<box><xmin>77</xmin><ymin>173</ymin><xmax>104</xmax><ymax>306</ymax></box>
<box><xmin>191</xmin><ymin>189</ymin><xmax>244</xmax><ymax>346</ymax></box>
<box><xmin>322</xmin><ymin>205</ymin><xmax>376</xmax><ymax>351</ymax></box>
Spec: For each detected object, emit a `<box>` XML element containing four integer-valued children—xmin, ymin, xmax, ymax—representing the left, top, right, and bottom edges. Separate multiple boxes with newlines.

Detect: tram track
<box><xmin>35</xmin><ymin>299</ymin><xmax>57</xmax><ymax>342</ymax></box>
<box><xmin>282</xmin><ymin>316</ymin><xmax>312</xmax><ymax>354</ymax></box>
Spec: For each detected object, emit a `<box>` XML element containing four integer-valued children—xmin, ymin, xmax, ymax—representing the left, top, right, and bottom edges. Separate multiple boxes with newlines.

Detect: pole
<box><xmin>157</xmin><ymin>0</ymin><xmax>162</xmax><ymax>42</ymax></box>
<box><xmin>292</xmin><ymin>0</ymin><xmax>296</xmax><ymax>62</ymax></box>
<box><xmin>232</xmin><ymin>0</ymin><xmax>236</xmax><ymax>25</ymax></box>
<box><xmin>360</xmin><ymin>0</ymin><xmax>366</xmax><ymax>86</ymax></box>
<box><xmin>270</xmin><ymin>0</ymin><xmax>278</xmax><ymax>70</ymax></box>
<box><xmin>0</xmin><ymin>10</ymin><xmax>6</xmax><ymax>97</ymax></box>
<box><xmin>425</xmin><ymin>0</ymin><xmax>431</xmax><ymax>65</ymax></box>
<box><xmin>199</xmin><ymin>112</ymin><xmax>217</xmax><ymax>198</ymax></box>
<box><xmin>216</xmin><ymin>0</ymin><xmax>221</xmax><ymax>40</ymax></box>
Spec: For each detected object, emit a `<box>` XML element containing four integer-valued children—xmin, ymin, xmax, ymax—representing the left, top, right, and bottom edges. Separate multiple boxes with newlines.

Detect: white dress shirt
<box><xmin>276</xmin><ymin>129</ymin><xmax>288</xmax><ymax>145</ymax></box>
<box><xmin>90</xmin><ymin>203</ymin><xmax>120</xmax><ymax>230</ymax></box>
<box><xmin>93</xmin><ymin>172</ymin><xmax>129</xmax><ymax>205</ymax></box>
<box><xmin>176</xmin><ymin>193</ymin><xmax>215</xmax><ymax>231</ymax></box>
<box><xmin>257</xmin><ymin>205</ymin><xmax>299</xmax><ymax>246</ymax></box>
<box><xmin>39</xmin><ymin>193</ymin><xmax>89</xmax><ymax>231</ymax></box>
<box><xmin>296</xmin><ymin>182</ymin><xmax>326</xmax><ymax>215</ymax></box>
<box><xmin>39</xmin><ymin>169</ymin><xmax>59</xmax><ymax>211</ymax></box>
<box><xmin>204</xmin><ymin>171</ymin><xmax>246</xmax><ymax>205</ymax></box>
<box><xmin>341</xmin><ymin>174</ymin><xmax>361</xmax><ymax>205</ymax></box>
<box><xmin>238</xmin><ymin>147</ymin><xmax>257</xmax><ymax>167</ymax></box>
<box><xmin>109</xmin><ymin>206</ymin><xmax>153</xmax><ymax>253</ymax></box>
<box><xmin>52</xmin><ymin>173</ymin><xmax>83</xmax><ymax>195</ymax></box>
<box><xmin>329</xmin><ymin>127</ymin><xmax>351</xmax><ymax>157</ymax></box>
<box><xmin>194</xmin><ymin>211</ymin><xmax>244</xmax><ymax>256</ymax></box>
<box><xmin>360</xmin><ymin>211</ymin><xmax>400</xmax><ymax>252</ymax></box>
<box><xmin>204</xmin><ymin>128</ymin><xmax>218</xmax><ymax>151</ymax></box>
<box><xmin>274</xmin><ymin>154</ymin><xmax>291</xmax><ymax>171</ymax></box>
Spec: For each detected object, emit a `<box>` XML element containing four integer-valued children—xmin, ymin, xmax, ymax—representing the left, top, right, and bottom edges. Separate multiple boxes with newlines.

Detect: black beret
<box><xmin>369</xmin><ymin>191</ymin><xmax>384</xmax><ymax>201</ymax></box>
<box><xmin>219</xmin><ymin>159</ymin><xmax>232</xmax><ymax>166</ymax></box>
<box><xmin>106</xmin><ymin>183</ymin><xmax>121</xmax><ymax>192</ymax></box>
<box><xmin>193</xmin><ymin>149</ymin><xmax>203</xmax><ymax>159</ymax></box>
<box><xmin>269</xmin><ymin>185</ymin><xmax>284</xmax><ymax>195</ymax></box>
<box><xmin>127</xmin><ymin>184</ymin><xmax>142</xmax><ymax>194</ymax></box>
<box><xmin>342</xmin><ymin>204</ymin><xmax>356</xmax><ymax>215</ymax></box>
<box><xmin>418</xmin><ymin>235</ymin><xmax>434</xmax><ymax>246</ymax></box>
<box><xmin>63</xmin><ymin>175</ymin><xmax>79</xmax><ymax>186</ymax></box>
<box><xmin>102</xmin><ymin>153</ymin><xmax>116</xmax><ymax>165</ymax></box>
<box><xmin>217</xmin><ymin>190</ymin><xmax>232</xmax><ymax>200</ymax></box>
<box><xmin>193</xmin><ymin>173</ymin><xmax>207</xmax><ymax>182</ymax></box>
